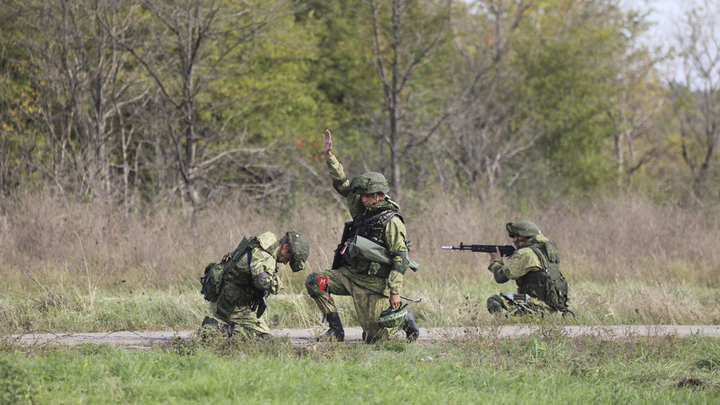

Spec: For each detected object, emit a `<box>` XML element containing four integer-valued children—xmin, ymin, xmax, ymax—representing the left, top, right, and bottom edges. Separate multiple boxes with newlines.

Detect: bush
<box><xmin>0</xmin><ymin>356</ymin><xmax>35</xmax><ymax>405</ymax></box>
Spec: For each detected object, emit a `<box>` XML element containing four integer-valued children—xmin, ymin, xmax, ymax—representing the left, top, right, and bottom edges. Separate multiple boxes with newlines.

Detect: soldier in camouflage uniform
<box><xmin>201</xmin><ymin>231</ymin><xmax>310</xmax><ymax>339</ymax></box>
<box><xmin>304</xmin><ymin>129</ymin><xmax>419</xmax><ymax>344</ymax></box>
<box><xmin>486</xmin><ymin>221</ymin><xmax>570</xmax><ymax>316</ymax></box>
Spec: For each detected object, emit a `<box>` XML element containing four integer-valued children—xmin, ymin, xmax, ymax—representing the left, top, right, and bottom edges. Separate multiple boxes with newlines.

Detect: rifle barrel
<box><xmin>441</xmin><ymin>244</ymin><xmax>516</xmax><ymax>256</ymax></box>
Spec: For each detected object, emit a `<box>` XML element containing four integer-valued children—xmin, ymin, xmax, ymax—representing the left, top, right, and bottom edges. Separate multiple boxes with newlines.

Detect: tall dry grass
<box><xmin>1</xmin><ymin>189</ymin><xmax>719</xmax><ymax>327</ymax></box>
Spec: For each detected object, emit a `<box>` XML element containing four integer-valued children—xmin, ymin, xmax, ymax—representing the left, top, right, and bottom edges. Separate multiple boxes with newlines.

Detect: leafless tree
<box><xmin>671</xmin><ymin>0</ymin><xmax>720</xmax><ymax>197</ymax></box>
<box><xmin>7</xmin><ymin>0</ymin><xmax>147</xmax><ymax>200</ymax></box>
<box><xmin>440</xmin><ymin>0</ymin><xmax>535</xmax><ymax>202</ymax></box>
<box><xmin>607</xmin><ymin>6</ymin><xmax>668</xmax><ymax>187</ymax></box>
<box><xmin>113</xmin><ymin>0</ymin><xmax>300</xmax><ymax>220</ymax></box>
<box><xmin>365</xmin><ymin>0</ymin><xmax>454</xmax><ymax>201</ymax></box>
<box><xmin>610</xmin><ymin>87</ymin><xmax>667</xmax><ymax>185</ymax></box>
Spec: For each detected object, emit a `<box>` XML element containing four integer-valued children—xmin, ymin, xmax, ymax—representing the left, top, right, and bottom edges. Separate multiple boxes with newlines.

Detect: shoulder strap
<box><xmin>355</xmin><ymin>209</ymin><xmax>403</xmax><ymax>228</ymax></box>
<box><xmin>377</xmin><ymin>209</ymin><xmax>403</xmax><ymax>224</ymax></box>
<box><xmin>527</xmin><ymin>241</ymin><xmax>560</xmax><ymax>267</ymax></box>
<box><xmin>224</xmin><ymin>236</ymin><xmax>262</xmax><ymax>269</ymax></box>
<box><xmin>527</xmin><ymin>244</ymin><xmax>550</xmax><ymax>271</ymax></box>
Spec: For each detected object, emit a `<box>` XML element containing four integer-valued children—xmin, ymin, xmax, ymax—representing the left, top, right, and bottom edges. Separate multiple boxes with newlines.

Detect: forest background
<box><xmin>1</xmin><ymin>0</ymin><xmax>720</xmax><ymax>331</ymax></box>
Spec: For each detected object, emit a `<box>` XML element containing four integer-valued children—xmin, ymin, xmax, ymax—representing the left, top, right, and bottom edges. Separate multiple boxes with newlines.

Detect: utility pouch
<box><xmin>215</xmin><ymin>282</ymin><xmax>248</xmax><ymax>319</ymax></box>
<box><xmin>200</xmin><ymin>263</ymin><xmax>225</xmax><ymax>302</ymax></box>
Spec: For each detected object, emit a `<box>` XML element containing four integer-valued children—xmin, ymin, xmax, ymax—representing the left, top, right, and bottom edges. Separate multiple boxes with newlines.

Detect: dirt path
<box><xmin>6</xmin><ymin>325</ymin><xmax>720</xmax><ymax>347</ymax></box>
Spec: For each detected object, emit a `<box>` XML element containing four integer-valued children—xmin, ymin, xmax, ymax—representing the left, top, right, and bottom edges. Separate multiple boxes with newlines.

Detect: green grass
<box><xmin>1</xmin><ymin>332</ymin><xmax>719</xmax><ymax>404</ymax></box>
<box><xmin>3</xmin><ymin>278</ymin><xmax>720</xmax><ymax>336</ymax></box>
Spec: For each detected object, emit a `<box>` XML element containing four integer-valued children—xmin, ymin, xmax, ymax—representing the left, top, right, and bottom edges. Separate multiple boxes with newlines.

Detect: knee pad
<box><xmin>487</xmin><ymin>295</ymin><xmax>505</xmax><ymax>314</ymax></box>
<box><xmin>304</xmin><ymin>273</ymin><xmax>325</xmax><ymax>298</ymax></box>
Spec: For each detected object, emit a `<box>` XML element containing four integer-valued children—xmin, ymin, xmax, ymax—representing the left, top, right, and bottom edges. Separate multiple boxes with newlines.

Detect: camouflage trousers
<box><xmin>305</xmin><ymin>268</ymin><xmax>389</xmax><ymax>342</ymax></box>
<box><xmin>487</xmin><ymin>293</ymin><xmax>551</xmax><ymax>316</ymax></box>
<box><xmin>209</xmin><ymin>301</ymin><xmax>271</xmax><ymax>338</ymax></box>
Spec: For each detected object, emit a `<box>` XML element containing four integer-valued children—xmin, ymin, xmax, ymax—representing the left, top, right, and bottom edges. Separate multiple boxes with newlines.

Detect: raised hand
<box><xmin>322</xmin><ymin>129</ymin><xmax>333</xmax><ymax>158</ymax></box>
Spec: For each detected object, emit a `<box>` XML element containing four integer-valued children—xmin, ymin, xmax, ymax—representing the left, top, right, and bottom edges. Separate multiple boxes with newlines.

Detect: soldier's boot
<box><xmin>219</xmin><ymin>323</ymin><xmax>235</xmax><ymax>338</ymax></box>
<box><xmin>402</xmin><ymin>310</ymin><xmax>420</xmax><ymax>342</ymax></box>
<box><xmin>199</xmin><ymin>316</ymin><xmax>219</xmax><ymax>341</ymax></box>
<box><xmin>318</xmin><ymin>312</ymin><xmax>345</xmax><ymax>342</ymax></box>
<box><xmin>257</xmin><ymin>333</ymin><xmax>273</xmax><ymax>341</ymax></box>
<box><xmin>199</xmin><ymin>316</ymin><xmax>235</xmax><ymax>338</ymax></box>
<box><xmin>200</xmin><ymin>316</ymin><xmax>219</xmax><ymax>330</ymax></box>
<box><xmin>362</xmin><ymin>330</ymin><xmax>388</xmax><ymax>344</ymax></box>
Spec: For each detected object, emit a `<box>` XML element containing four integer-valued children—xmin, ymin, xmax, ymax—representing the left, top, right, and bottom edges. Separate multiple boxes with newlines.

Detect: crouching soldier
<box><xmin>486</xmin><ymin>221</ymin><xmax>573</xmax><ymax>318</ymax></box>
<box><xmin>199</xmin><ymin>231</ymin><xmax>310</xmax><ymax>339</ymax></box>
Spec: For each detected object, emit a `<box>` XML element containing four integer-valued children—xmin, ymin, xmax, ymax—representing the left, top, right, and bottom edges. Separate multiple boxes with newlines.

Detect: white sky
<box><xmin>620</xmin><ymin>0</ymin><xmax>715</xmax><ymax>83</ymax></box>
<box><xmin>621</xmin><ymin>0</ymin><xmax>685</xmax><ymax>45</ymax></box>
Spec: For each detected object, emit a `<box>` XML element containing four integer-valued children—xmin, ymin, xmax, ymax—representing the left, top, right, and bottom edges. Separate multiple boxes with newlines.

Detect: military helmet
<box><xmin>350</xmin><ymin>172</ymin><xmax>390</xmax><ymax>195</ymax></box>
<box><xmin>376</xmin><ymin>306</ymin><xmax>408</xmax><ymax>328</ymax></box>
<box><xmin>506</xmin><ymin>221</ymin><xmax>541</xmax><ymax>238</ymax></box>
<box><xmin>286</xmin><ymin>231</ymin><xmax>309</xmax><ymax>273</ymax></box>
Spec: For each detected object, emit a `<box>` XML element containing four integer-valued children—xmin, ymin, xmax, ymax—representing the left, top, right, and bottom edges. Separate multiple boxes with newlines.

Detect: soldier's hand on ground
<box><xmin>323</xmin><ymin>129</ymin><xmax>333</xmax><ymax>158</ymax></box>
<box><xmin>390</xmin><ymin>293</ymin><xmax>401</xmax><ymax>310</ymax></box>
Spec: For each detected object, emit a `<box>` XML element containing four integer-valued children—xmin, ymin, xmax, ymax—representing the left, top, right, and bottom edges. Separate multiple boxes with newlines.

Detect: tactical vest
<box><xmin>344</xmin><ymin>207</ymin><xmax>404</xmax><ymax>278</ymax></box>
<box><xmin>514</xmin><ymin>240</ymin><xmax>570</xmax><ymax>311</ymax></box>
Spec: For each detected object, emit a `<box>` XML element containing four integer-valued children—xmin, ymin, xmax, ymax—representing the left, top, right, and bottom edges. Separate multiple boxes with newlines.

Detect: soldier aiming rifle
<box><xmin>444</xmin><ymin>221</ymin><xmax>575</xmax><ymax>318</ymax></box>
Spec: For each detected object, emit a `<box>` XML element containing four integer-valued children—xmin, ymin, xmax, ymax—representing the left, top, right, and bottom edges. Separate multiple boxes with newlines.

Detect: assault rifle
<box><xmin>441</xmin><ymin>243</ymin><xmax>516</xmax><ymax>257</ymax></box>
<box><xmin>332</xmin><ymin>221</ymin><xmax>356</xmax><ymax>270</ymax></box>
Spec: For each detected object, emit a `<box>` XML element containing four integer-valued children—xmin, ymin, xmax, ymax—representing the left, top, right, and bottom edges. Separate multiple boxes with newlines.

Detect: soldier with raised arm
<box><xmin>304</xmin><ymin>129</ymin><xmax>420</xmax><ymax>343</ymax></box>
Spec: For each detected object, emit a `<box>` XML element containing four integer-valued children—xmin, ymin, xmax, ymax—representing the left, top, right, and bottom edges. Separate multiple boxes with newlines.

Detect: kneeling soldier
<box><xmin>200</xmin><ymin>231</ymin><xmax>309</xmax><ymax>339</ymax></box>
<box><xmin>305</xmin><ymin>129</ymin><xmax>420</xmax><ymax>343</ymax></box>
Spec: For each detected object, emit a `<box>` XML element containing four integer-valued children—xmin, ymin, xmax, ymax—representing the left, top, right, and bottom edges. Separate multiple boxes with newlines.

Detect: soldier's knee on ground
<box><xmin>487</xmin><ymin>295</ymin><xmax>506</xmax><ymax>314</ymax></box>
<box><xmin>304</xmin><ymin>272</ymin><xmax>326</xmax><ymax>298</ymax></box>
<box><xmin>362</xmin><ymin>329</ymin><xmax>388</xmax><ymax>344</ymax></box>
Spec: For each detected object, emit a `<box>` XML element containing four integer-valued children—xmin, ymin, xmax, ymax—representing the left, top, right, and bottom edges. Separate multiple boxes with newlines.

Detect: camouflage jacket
<box><xmin>327</xmin><ymin>155</ymin><xmax>406</xmax><ymax>296</ymax></box>
<box><xmin>488</xmin><ymin>235</ymin><xmax>549</xmax><ymax>283</ymax></box>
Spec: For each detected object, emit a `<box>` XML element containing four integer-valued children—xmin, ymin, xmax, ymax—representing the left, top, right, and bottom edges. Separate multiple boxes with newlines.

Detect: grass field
<box><xmin>2</xmin><ymin>327</ymin><xmax>720</xmax><ymax>404</ymax></box>
<box><xmin>1</xmin><ymin>192</ymin><xmax>719</xmax><ymax>403</ymax></box>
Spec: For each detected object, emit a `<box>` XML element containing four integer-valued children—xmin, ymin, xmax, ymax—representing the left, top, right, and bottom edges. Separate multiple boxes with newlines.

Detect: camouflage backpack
<box><xmin>200</xmin><ymin>236</ymin><xmax>257</xmax><ymax>303</ymax></box>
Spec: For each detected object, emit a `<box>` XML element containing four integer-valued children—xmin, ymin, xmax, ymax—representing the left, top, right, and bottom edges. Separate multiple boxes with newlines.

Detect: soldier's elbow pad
<box><xmin>391</xmin><ymin>252</ymin><xmax>410</xmax><ymax>275</ymax></box>
<box><xmin>333</xmin><ymin>177</ymin><xmax>350</xmax><ymax>197</ymax></box>
<box><xmin>493</xmin><ymin>269</ymin><xmax>510</xmax><ymax>284</ymax></box>
<box><xmin>253</xmin><ymin>271</ymin><xmax>275</xmax><ymax>291</ymax></box>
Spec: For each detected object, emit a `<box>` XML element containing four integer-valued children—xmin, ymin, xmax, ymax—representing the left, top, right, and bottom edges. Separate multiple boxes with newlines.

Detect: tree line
<box><xmin>0</xmin><ymin>0</ymin><xmax>718</xmax><ymax>219</ymax></box>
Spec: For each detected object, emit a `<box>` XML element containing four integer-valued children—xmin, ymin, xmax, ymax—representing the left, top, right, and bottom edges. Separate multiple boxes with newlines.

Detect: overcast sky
<box><xmin>620</xmin><ymin>0</ymin><xmax>714</xmax><ymax>83</ymax></box>
<box><xmin>621</xmin><ymin>0</ymin><xmax>684</xmax><ymax>45</ymax></box>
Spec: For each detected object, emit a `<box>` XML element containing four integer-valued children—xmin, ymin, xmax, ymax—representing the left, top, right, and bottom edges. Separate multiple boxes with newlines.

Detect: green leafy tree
<box><xmin>511</xmin><ymin>0</ymin><xmax>641</xmax><ymax>196</ymax></box>
<box><xmin>301</xmin><ymin>0</ymin><xmax>455</xmax><ymax>201</ymax></box>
